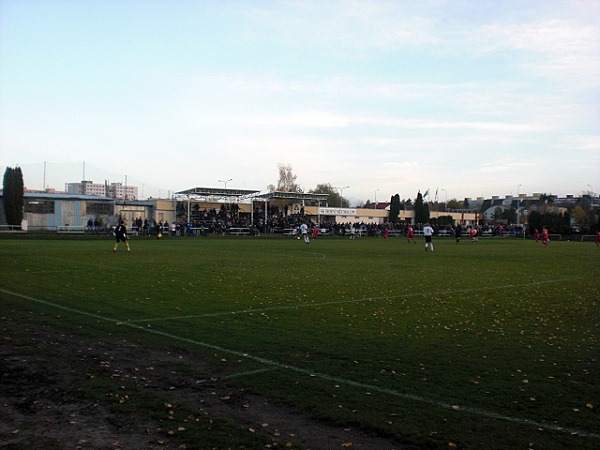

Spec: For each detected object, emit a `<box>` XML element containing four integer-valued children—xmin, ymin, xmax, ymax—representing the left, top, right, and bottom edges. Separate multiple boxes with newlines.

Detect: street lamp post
<box><xmin>441</xmin><ymin>188</ymin><xmax>447</xmax><ymax>211</ymax></box>
<box><xmin>218</xmin><ymin>178</ymin><xmax>233</xmax><ymax>189</ymax></box>
<box><xmin>516</xmin><ymin>185</ymin><xmax>522</xmax><ymax>226</ymax></box>
<box><xmin>339</xmin><ymin>186</ymin><xmax>349</xmax><ymax>207</ymax></box>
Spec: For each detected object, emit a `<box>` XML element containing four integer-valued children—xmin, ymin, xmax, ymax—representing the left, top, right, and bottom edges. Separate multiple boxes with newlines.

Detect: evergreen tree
<box><xmin>424</xmin><ymin>202</ymin><xmax>430</xmax><ymax>223</ymax></box>
<box><xmin>414</xmin><ymin>192</ymin><xmax>430</xmax><ymax>224</ymax></box>
<box><xmin>528</xmin><ymin>210</ymin><xmax>542</xmax><ymax>234</ymax></box>
<box><xmin>389</xmin><ymin>194</ymin><xmax>401</xmax><ymax>222</ymax></box>
<box><xmin>2</xmin><ymin>167</ymin><xmax>24</xmax><ymax>225</ymax></box>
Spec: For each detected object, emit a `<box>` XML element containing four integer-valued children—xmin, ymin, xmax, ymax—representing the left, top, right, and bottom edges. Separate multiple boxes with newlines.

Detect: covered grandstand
<box><xmin>174</xmin><ymin>187</ymin><xmax>329</xmax><ymax>234</ymax></box>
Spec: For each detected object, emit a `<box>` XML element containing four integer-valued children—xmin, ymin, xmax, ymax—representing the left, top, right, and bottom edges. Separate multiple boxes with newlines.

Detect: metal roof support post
<box><xmin>264</xmin><ymin>198</ymin><xmax>268</xmax><ymax>229</ymax></box>
<box><xmin>187</xmin><ymin>194</ymin><xmax>191</xmax><ymax>225</ymax></box>
<box><xmin>317</xmin><ymin>199</ymin><xmax>321</xmax><ymax>225</ymax></box>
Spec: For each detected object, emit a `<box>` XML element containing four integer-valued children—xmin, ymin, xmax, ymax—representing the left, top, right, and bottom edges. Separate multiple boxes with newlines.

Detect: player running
<box><xmin>300</xmin><ymin>222</ymin><xmax>310</xmax><ymax>244</ymax></box>
<box><xmin>541</xmin><ymin>227</ymin><xmax>549</xmax><ymax>248</ymax></box>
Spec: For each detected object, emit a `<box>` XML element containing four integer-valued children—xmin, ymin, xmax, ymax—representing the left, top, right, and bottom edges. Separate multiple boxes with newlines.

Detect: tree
<box><xmin>446</xmin><ymin>199</ymin><xmax>462</xmax><ymax>210</ymax></box>
<box><xmin>501</xmin><ymin>207</ymin><xmax>517</xmax><ymax>223</ymax></box>
<box><xmin>571</xmin><ymin>205</ymin><xmax>591</xmax><ymax>232</ymax></box>
<box><xmin>492</xmin><ymin>207</ymin><xmax>504</xmax><ymax>222</ymax></box>
<box><xmin>593</xmin><ymin>215</ymin><xmax>600</xmax><ymax>234</ymax></box>
<box><xmin>2</xmin><ymin>167</ymin><xmax>24</xmax><ymax>226</ymax></box>
<box><xmin>528</xmin><ymin>210</ymin><xmax>542</xmax><ymax>234</ymax></box>
<box><xmin>539</xmin><ymin>193</ymin><xmax>556</xmax><ymax>204</ymax></box>
<box><xmin>431</xmin><ymin>215</ymin><xmax>454</xmax><ymax>226</ymax></box>
<box><xmin>309</xmin><ymin>183</ymin><xmax>348</xmax><ymax>207</ymax></box>
<box><xmin>528</xmin><ymin>209</ymin><xmax>571</xmax><ymax>234</ymax></box>
<box><xmin>414</xmin><ymin>191</ymin><xmax>430</xmax><ymax>224</ymax></box>
<box><xmin>267</xmin><ymin>163</ymin><xmax>302</xmax><ymax>192</ymax></box>
<box><xmin>572</xmin><ymin>196</ymin><xmax>596</xmax><ymax>233</ymax></box>
<box><xmin>389</xmin><ymin>194</ymin><xmax>401</xmax><ymax>222</ymax></box>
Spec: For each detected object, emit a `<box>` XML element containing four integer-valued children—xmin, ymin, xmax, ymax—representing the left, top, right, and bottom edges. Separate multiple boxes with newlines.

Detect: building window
<box><xmin>25</xmin><ymin>200</ymin><xmax>55</xmax><ymax>214</ymax></box>
<box><xmin>87</xmin><ymin>202</ymin><xmax>112</xmax><ymax>216</ymax></box>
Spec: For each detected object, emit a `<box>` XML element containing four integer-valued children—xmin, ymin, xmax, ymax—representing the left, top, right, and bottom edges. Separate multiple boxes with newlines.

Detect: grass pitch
<box><xmin>1</xmin><ymin>235</ymin><xmax>599</xmax><ymax>449</ymax></box>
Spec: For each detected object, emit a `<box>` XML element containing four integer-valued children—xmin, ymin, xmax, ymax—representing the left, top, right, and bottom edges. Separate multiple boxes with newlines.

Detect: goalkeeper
<box><xmin>113</xmin><ymin>220</ymin><xmax>131</xmax><ymax>252</ymax></box>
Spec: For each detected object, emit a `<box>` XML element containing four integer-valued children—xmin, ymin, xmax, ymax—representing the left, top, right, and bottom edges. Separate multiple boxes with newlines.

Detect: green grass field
<box><xmin>1</xmin><ymin>235</ymin><xmax>599</xmax><ymax>449</ymax></box>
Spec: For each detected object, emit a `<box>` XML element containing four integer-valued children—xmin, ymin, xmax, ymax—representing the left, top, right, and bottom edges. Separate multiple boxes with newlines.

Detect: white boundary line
<box><xmin>1</xmin><ymin>286</ymin><xmax>598</xmax><ymax>440</ymax></box>
<box><xmin>220</xmin><ymin>367</ymin><xmax>279</xmax><ymax>380</ymax></box>
<box><xmin>132</xmin><ymin>278</ymin><xmax>581</xmax><ymax>323</ymax></box>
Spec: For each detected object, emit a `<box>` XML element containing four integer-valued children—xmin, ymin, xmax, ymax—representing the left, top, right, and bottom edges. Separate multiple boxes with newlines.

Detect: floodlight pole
<box><xmin>339</xmin><ymin>185</ymin><xmax>349</xmax><ymax>207</ymax></box>
<box><xmin>517</xmin><ymin>184</ymin><xmax>526</xmax><ymax>239</ymax></box>
<box><xmin>219</xmin><ymin>178</ymin><xmax>233</xmax><ymax>189</ymax></box>
<box><xmin>441</xmin><ymin>188</ymin><xmax>447</xmax><ymax>211</ymax></box>
<box><xmin>516</xmin><ymin>184</ymin><xmax>522</xmax><ymax>226</ymax></box>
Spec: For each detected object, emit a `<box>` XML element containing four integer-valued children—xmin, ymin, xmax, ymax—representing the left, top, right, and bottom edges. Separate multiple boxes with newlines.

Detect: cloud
<box><xmin>474</xmin><ymin>19</ymin><xmax>600</xmax><ymax>86</ymax></box>
<box><xmin>473</xmin><ymin>160</ymin><xmax>535</xmax><ymax>174</ymax></box>
<box><xmin>244</xmin><ymin>0</ymin><xmax>440</xmax><ymax>52</ymax></box>
<box><xmin>383</xmin><ymin>161</ymin><xmax>420</xmax><ymax>169</ymax></box>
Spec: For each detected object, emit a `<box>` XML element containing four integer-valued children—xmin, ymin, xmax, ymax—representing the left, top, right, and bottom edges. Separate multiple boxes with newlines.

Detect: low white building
<box><xmin>0</xmin><ymin>192</ymin><xmax>175</xmax><ymax>232</ymax></box>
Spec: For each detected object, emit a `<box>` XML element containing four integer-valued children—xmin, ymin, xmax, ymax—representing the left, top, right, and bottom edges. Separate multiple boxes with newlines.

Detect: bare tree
<box><xmin>267</xmin><ymin>163</ymin><xmax>302</xmax><ymax>192</ymax></box>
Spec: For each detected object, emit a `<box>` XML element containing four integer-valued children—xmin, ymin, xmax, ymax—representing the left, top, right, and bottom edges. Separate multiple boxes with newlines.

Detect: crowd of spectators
<box><xmin>88</xmin><ymin>203</ymin><xmax>525</xmax><ymax>238</ymax></box>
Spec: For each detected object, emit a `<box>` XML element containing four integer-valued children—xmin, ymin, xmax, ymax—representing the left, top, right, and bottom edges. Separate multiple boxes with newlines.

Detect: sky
<box><xmin>1</xmin><ymin>0</ymin><xmax>599</xmax><ymax>205</ymax></box>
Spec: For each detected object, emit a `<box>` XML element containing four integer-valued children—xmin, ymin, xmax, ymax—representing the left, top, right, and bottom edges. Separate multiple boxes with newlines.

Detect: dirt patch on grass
<box><xmin>0</xmin><ymin>316</ymin><xmax>406</xmax><ymax>449</ymax></box>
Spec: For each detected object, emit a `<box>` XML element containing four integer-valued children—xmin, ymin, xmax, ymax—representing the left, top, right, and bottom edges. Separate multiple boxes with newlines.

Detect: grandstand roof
<box><xmin>174</xmin><ymin>188</ymin><xmax>328</xmax><ymax>203</ymax></box>
<box><xmin>253</xmin><ymin>191</ymin><xmax>329</xmax><ymax>202</ymax></box>
<box><xmin>174</xmin><ymin>187</ymin><xmax>260</xmax><ymax>199</ymax></box>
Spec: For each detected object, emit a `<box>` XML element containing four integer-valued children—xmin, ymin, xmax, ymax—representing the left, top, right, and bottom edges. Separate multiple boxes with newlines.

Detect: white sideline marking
<box><xmin>7</xmin><ymin>269</ymin><xmax>83</xmax><ymax>275</ymax></box>
<box><xmin>134</xmin><ymin>278</ymin><xmax>580</xmax><ymax>323</ymax></box>
<box><xmin>220</xmin><ymin>367</ymin><xmax>278</xmax><ymax>380</ymax></box>
<box><xmin>1</xmin><ymin>286</ymin><xmax>598</xmax><ymax>440</ymax></box>
<box><xmin>299</xmin><ymin>251</ymin><xmax>327</xmax><ymax>259</ymax></box>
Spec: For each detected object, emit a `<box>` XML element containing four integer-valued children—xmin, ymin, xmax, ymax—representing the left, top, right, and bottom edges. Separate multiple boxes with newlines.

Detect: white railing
<box><xmin>0</xmin><ymin>224</ymin><xmax>24</xmax><ymax>233</ymax></box>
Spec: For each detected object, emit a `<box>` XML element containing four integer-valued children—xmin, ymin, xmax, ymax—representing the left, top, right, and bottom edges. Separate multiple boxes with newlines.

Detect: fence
<box><xmin>0</xmin><ymin>224</ymin><xmax>24</xmax><ymax>233</ymax></box>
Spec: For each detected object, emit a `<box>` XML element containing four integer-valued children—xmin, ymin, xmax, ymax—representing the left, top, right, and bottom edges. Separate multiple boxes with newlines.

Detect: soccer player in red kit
<box><xmin>541</xmin><ymin>227</ymin><xmax>549</xmax><ymax>247</ymax></box>
<box><xmin>407</xmin><ymin>226</ymin><xmax>416</xmax><ymax>243</ymax></box>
